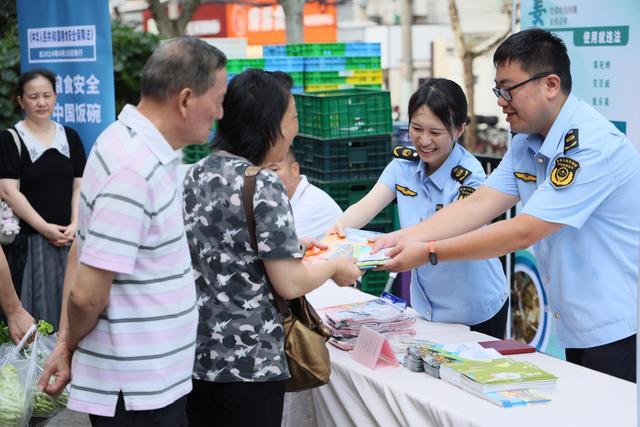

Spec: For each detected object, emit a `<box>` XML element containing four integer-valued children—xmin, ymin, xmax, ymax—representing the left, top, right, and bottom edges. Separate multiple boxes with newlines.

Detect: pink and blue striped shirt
<box><xmin>68</xmin><ymin>105</ymin><xmax>197</xmax><ymax>416</ymax></box>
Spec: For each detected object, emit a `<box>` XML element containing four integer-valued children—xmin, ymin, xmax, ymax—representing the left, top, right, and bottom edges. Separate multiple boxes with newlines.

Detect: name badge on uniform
<box><xmin>550</xmin><ymin>156</ymin><xmax>580</xmax><ymax>189</ymax></box>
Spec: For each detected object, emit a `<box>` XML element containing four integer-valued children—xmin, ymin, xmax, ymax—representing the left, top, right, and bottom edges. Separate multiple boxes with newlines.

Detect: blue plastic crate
<box><xmin>264</xmin><ymin>56</ymin><xmax>305</xmax><ymax>72</ymax></box>
<box><xmin>345</xmin><ymin>42</ymin><xmax>381</xmax><ymax>57</ymax></box>
<box><xmin>263</xmin><ymin>44</ymin><xmax>287</xmax><ymax>56</ymax></box>
<box><xmin>303</xmin><ymin>56</ymin><xmax>347</xmax><ymax>72</ymax></box>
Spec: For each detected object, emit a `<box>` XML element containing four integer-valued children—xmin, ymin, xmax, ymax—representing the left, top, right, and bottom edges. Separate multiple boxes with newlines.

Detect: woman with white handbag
<box><xmin>0</xmin><ymin>69</ymin><xmax>86</xmax><ymax>330</ymax></box>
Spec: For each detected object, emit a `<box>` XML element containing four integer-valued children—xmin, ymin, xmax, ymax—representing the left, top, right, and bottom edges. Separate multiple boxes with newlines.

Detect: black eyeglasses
<box><xmin>492</xmin><ymin>71</ymin><xmax>555</xmax><ymax>101</ymax></box>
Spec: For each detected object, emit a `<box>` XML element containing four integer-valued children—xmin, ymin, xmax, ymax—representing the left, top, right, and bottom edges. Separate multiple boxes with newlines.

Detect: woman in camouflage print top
<box><xmin>182</xmin><ymin>70</ymin><xmax>361</xmax><ymax>427</ymax></box>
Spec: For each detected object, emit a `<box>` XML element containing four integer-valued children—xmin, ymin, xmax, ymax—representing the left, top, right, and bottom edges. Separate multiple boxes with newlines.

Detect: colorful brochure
<box><xmin>303</xmin><ymin>228</ymin><xmax>391</xmax><ymax>269</ymax></box>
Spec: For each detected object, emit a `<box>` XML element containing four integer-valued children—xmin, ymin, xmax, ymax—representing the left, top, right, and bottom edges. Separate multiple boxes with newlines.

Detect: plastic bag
<box><xmin>30</xmin><ymin>335</ymin><xmax>69</xmax><ymax>420</ymax></box>
<box><xmin>0</xmin><ymin>325</ymin><xmax>38</xmax><ymax>427</ymax></box>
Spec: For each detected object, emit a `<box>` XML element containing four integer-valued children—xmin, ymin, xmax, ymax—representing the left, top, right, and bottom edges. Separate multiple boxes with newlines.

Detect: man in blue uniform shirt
<box><xmin>376</xmin><ymin>27</ymin><xmax>640</xmax><ymax>382</ymax></box>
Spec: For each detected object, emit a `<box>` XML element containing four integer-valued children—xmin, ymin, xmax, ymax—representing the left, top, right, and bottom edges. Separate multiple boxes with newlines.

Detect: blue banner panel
<box><xmin>17</xmin><ymin>0</ymin><xmax>115</xmax><ymax>153</ymax></box>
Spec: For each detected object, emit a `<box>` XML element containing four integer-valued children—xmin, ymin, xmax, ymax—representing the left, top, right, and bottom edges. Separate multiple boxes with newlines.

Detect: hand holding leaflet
<box><xmin>305</xmin><ymin>228</ymin><xmax>392</xmax><ymax>270</ymax></box>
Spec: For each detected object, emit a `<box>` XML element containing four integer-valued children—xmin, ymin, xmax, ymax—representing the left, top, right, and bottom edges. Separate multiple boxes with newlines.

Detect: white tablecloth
<box><xmin>303</xmin><ymin>282</ymin><xmax>636</xmax><ymax>427</ymax></box>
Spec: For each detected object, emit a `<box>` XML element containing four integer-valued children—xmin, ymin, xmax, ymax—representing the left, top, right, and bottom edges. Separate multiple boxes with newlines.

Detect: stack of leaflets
<box><xmin>321</xmin><ymin>299</ymin><xmax>416</xmax><ymax>350</ymax></box>
<box><xmin>403</xmin><ymin>342</ymin><xmax>501</xmax><ymax>378</ymax></box>
<box><xmin>439</xmin><ymin>357</ymin><xmax>556</xmax><ymax>408</ymax></box>
<box><xmin>304</xmin><ymin>228</ymin><xmax>391</xmax><ymax>269</ymax></box>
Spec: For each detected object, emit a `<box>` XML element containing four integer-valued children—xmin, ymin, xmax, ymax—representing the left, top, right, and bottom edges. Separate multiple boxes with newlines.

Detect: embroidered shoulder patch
<box><xmin>564</xmin><ymin>128</ymin><xmax>579</xmax><ymax>154</ymax></box>
<box><xmin>395</xmin><ymin>184</ymin><xmax>417</xmax><ymax>197</ymax></box>
<box><xmin>451</xmin><ymin>165</ymin><xmax>471</xmax><ymax>184</ymax></box>
<box><xmin>514</xmin><ymin>172</ymin><xmax>537</xmax><ymax>182</ymax></box>
<box><xmin>392</xmin><ymin>145</ymin><xmax>419</xmax><ymax>161</ymax></box>
<box><xmin>457</xmin><ymin>185</ymin><xmax>475</xmax><ymax>200</ymax></box>
<box><xmin>550</xmin><ymin>156</ymin><xmax>580</xmax><ymax>189</ymax></box>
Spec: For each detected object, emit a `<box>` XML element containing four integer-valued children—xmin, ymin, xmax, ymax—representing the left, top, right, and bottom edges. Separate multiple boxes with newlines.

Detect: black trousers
<box><xmin>89</xmin><ymin>393</ymin><xmax>187</xmax><ymax>427</ymax></box>
<box><xmin>565</xmin><ymin>334</ymin><xmax>636</xmax><ymax>382</ymax></box>
<box><xmin>187</xmin><ymin>379</ymin><xmax>286</xmax><ymax>427</ymax></box>
<box><xmin>469</xmin><ymin>299</ymin><xmax>509</xmax><ymax>339</ymax></box>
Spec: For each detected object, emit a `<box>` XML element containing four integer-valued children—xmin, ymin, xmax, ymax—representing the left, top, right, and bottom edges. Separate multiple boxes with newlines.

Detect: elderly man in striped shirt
<box><xmin>38</xmin><ymin>37</ymin><xmax>227</xmax><ymax>426</ymax></box>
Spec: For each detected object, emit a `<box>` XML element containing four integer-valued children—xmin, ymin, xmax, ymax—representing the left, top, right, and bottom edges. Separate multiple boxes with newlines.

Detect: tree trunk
<box><xmin>149</xmin><ymin>0</ymin><xmax>201</xmax><ymax>38</ymax></box>
<box><xmin>400</xmin><ymin>0</ymin><xmax>414</xmax><ymax>122</ymax></box>
<box><xmin>279</xmin><ymin>0</ymin><xmax>304</xmax><ymax>44</ymax></box>
<box><xmin>462</xmin><ymin>54</ymin><xmax>477</xmax><ymax>151</ymax></box>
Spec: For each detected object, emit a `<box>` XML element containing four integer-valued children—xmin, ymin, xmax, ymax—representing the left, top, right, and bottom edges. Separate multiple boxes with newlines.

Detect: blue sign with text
<box><xmin>17</xmin><ymin>0</ymin><xmax>115</xmax><ymax>153</ymax></box>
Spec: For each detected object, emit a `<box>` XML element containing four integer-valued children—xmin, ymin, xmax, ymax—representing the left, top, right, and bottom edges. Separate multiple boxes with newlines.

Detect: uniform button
<box><xmin>536</xmin><ymin>157</ymin><xmax>544</xmax><ymax>164</ymax></box>
<box><xmin>554</xmin><ymin>312</ymin><xmax>560</xmax><ymax>319</ymax></box>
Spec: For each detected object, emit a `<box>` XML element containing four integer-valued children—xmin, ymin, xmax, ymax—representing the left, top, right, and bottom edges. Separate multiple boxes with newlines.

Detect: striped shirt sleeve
<box><xmin>80</xmin><ymin>168</ymin><xmax>151</xmax><ymax>274</ymax></box>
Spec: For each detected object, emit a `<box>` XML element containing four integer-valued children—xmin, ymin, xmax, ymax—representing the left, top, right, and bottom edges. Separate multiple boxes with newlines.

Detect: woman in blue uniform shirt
<box><xmin>331</xmin><ymin>78</ymin><xmax>509</xmax><ymax>338</ymax></box>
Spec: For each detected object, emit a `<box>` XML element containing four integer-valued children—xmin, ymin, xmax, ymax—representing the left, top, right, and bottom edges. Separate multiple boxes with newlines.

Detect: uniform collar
<box><xmin>291</xmin><ymin>175</ymin><xmax>310</xmax><ymax>205</ymax></box>
<box><xmin>118</xmin><ymin>104</ymin><xmax>178</xmax><ymax>165</ymax></box>
<box><xmin>416</xmin><ymin>143</ymin><xmax>464</xmax><ymax>191</ymax></box>
<box><xmin>538</xmin><ymin>93</ymin><xmax>579</xmax><ymax>159</ymax></box>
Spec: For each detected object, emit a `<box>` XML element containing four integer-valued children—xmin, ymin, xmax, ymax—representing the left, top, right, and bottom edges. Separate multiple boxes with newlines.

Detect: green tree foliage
<box><xmin>0</xmin><ymin>27</ymin><xmax>21</xmax><ymax>129</ymax></box>
<box><xmin>111</xmin><ymin>22</ymin><xmax>160</xmax><ymax>114</ymax></box>
<box><xmin>0</xmin><ymin>21</ymin><xmax>159</xmax><ymax>129</ymax></box>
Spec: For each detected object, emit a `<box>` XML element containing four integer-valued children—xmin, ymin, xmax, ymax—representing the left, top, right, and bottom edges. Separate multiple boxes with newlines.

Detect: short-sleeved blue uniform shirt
<box><xmin>379</xmin><ymin>144</ymin><xmax>508</xmax><ymax>326</ymax></box>
<box><xmin>485</xmin><ymin>94</ymin><xmax>640</xmax><ymax>348</ymax></box>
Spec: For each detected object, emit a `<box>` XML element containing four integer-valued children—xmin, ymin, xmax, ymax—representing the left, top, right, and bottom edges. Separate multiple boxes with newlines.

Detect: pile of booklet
<box><xmin>403</xmin><ymin>341</ymin><xmax>557</xmax><ymax>408</ymax></box>
<box><xmin>304</xmin><ymin>228</ymin><xmax>391</xmax><ymax>269</ymax></box>
<box><xmin>403</xmin><ymin>342</ymin><xmax>500</xmax><ymax>378</ymax></box>
<box><xmin>440</xmin><ymin>357</ymin><xmax>557</xmax><ymax>408</ymax></box>
<box><xmin>321</xmin><ymin>298</ymin><xmax>416</xmax><ymax>350</ymax></box>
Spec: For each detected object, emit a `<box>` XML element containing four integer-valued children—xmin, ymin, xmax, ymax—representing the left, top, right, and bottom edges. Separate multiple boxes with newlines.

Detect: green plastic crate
<box><xmin>293</xmin><ymin>135</ymin><xmax>392</xmax><ymax>182</ymax></box>
<box><xmin>286</xmin><ymin>43</ymin><xmax>347</xmax><ymax>57</ymax></box>
<box><xmin>345</xmin><ymin>56</ymin><xmax>381</xmax><ymax>69</ymax></box>
<box><xmin>286</xmin><ymin>71</ymin><xmax>305</xmax><ymax>86</ymax></box>
<box><xmin>294</xmin><ymin>89</ymin><xmax>392</xmax><ymax>140</ymax></box>
<box><xmin>182</xmin><ymin>144</ymin><xmax>212</xmax><ymax>164</ymax></box>
<box><xmin>226</xmin><ymin>58</ymin><xmax>266</xmax><ymax>73</ymax></box>
<box><xmin>359</xmin><ymin>270</ymin><xmax>389</xmax><ymax>296</ymax></box>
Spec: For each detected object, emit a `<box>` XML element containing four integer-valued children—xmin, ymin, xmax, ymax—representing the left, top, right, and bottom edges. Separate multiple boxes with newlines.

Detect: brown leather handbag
<box><xmin>243</xmin><ymin>166</ymin><xmax>331</xmax><ymax>392</ymax></box>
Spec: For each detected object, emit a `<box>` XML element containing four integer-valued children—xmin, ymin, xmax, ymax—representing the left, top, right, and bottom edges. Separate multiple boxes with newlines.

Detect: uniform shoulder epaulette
<box><xmin>451</xmin><ymin>165</ymin><xmax>471</xmax><ymax>184</ymax></box>
<box><xmin>564</xmin><ymin>128</ymin><xmax>579</xmax><ymax>154</ymax></box>
<box><xmin>392</xmin><ymin>145</ymin><xmax>419</xmax><ymax>161</ymax></box>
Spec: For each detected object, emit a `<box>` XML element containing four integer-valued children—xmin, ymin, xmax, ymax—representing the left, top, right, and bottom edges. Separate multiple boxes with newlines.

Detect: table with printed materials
<box><xmin>303</xmin><ymin>282</ymin><xmax>636</xmax><ymax>427</ymax></box>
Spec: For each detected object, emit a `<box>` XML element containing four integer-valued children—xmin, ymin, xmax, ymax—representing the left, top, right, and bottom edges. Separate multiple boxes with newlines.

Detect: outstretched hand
<box><xmin>382</xmin><ymin>240</ymin><xmax>428</xmax><ymax>272</ymax></box>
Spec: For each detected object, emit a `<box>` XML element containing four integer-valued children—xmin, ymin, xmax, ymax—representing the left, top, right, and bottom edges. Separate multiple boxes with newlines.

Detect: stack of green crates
<box><xmin>292</xmin><ymin>88</ymin><xmax>394</xmax><ymax>296</ymax></box>
<box><xmin>263</xmin><ymin>42</ymin><xmax>383</xmax><ymax>92</ymax></box>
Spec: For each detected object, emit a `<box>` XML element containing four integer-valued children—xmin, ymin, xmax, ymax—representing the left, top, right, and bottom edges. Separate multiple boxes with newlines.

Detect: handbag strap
<box><xmin>7</xmin><ymin>128</ymin><xmax>22</xmax><ymax>158</ymax></box>
<box><xmin>243</xmin><ymin>165</ymin><xmax>289</xmax><ymax>317</ymax></box>
<box><xmin>6</xmin><ymin>129</ymin><xmax>21</xmax><ymax>192</ymax></box>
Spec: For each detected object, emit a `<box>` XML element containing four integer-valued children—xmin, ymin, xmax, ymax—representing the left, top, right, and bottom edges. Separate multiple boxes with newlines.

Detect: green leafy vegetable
<box><xmin>0</xmin><ymin>363</ymin><xmax>27</xmax><ymax>427</ymax></box>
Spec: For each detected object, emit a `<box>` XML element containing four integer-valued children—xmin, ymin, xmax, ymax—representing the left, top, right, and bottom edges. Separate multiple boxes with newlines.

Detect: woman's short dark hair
<box><xmin>213</xmin><ymin>69</ymin><xmax>293</xmax><ymax>165</ymax></box>
<box><xmin>408</xmin><ymin>78</ymin><xmax>468</xmax><ymax>134</ymax></box>
<box><xmin>493</xmin><ymin>27</ymin><xmax>572</xmax><ymax>94</ymax></box>
<box><xmin>18</xmin><ymin>68</ymin><xmax>57</xmax><ymax>96</ymax></box>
